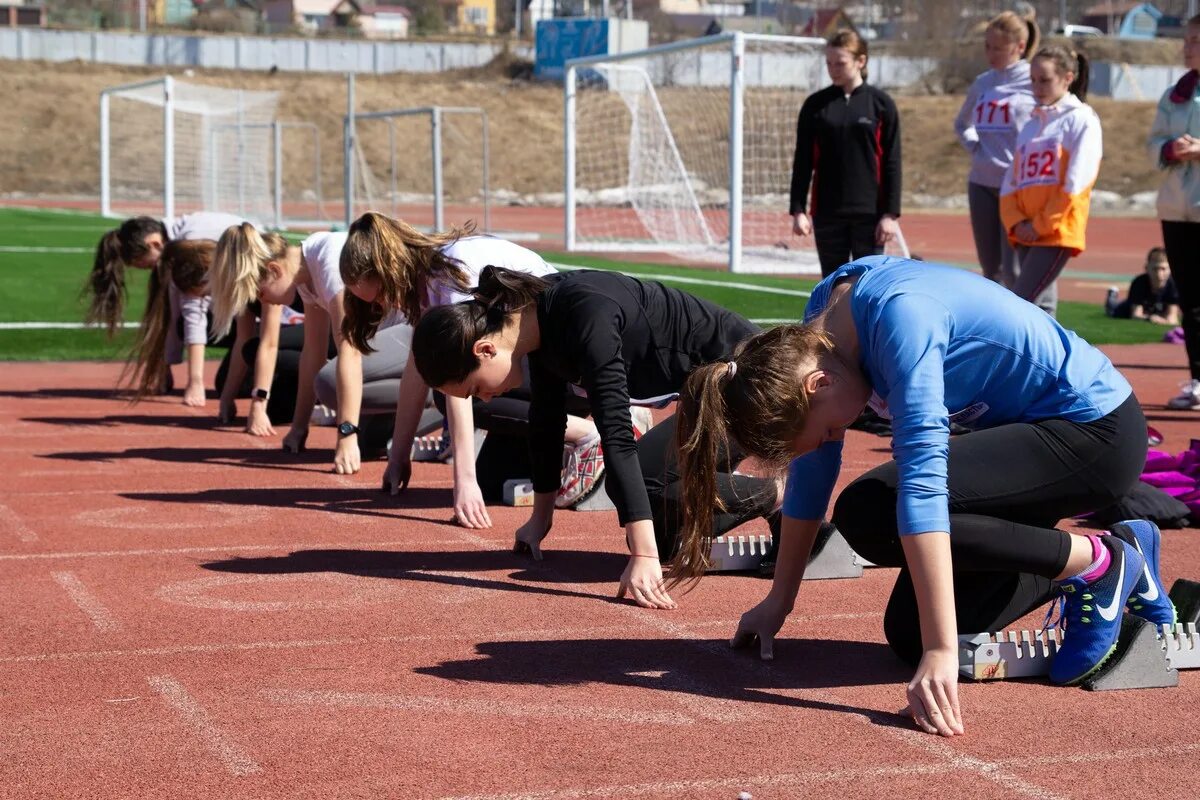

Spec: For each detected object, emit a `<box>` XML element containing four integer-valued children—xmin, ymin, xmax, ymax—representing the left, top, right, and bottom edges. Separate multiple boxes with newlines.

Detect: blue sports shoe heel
<box><xmin>1049</xmin><ymin>537</ymin><xmax>1144</xmax><ymax>686</ymax></box>
<box><xmin>1110</xmin><ymin>520</ymin><xmax>1177</xmax><ymax>626</ymax></box>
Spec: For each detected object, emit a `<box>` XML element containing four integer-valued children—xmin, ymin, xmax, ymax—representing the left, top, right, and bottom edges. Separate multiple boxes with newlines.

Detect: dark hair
<box><xmin>1146</xmin><ymin>247</ymin><xmax>1168</xmax><ymax>264</ymax></box>
<box><xmin>83</xmin><ymin>216</ymin><xmax>168</xmax><ymax>337</ymax></box>
<box><xmin>668</xmin><ymin>324</ymin><xmax>835</xmax><ymax>588</ymax></box>
<box><xmin>1033</xmin><ymin>45</ymin><xmax>1090</xmax><ymax>102</ymax></box>
<box><xmin>120</xmin><ymin>239</ymin><xmax>214</xmax><ymax>402</ymax></box>
<box><xmin>339</xmin><ymin>212</ymin><xmax>473</xmax><ymax>353</ymax></box>
<box><xmin>411</xmin><ymin>266</ymin><xmax>550</xmax><ymax>388</ymax></box>
<box><xmin>826</xmin><ymin>28</ymin><xmax>868</xmax><ymax>80</ymax></box>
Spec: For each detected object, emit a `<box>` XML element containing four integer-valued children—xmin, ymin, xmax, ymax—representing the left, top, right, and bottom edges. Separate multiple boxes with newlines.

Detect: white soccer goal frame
<box><xmin>343</xmin><ymin>105</ymin><xmax>491</xmax><ymax>233</ymax></box>
<box><xmin>99</xmin><ymin>76</ymin><xmax>278</xmax><ymax>224</ymax></box>
<box><xmin>564</xmin><ymin>31</ymin><xmax>828</xmax><ymax>274</ymax></box>
<box><xmin>100</xmin><ymin>76</ymin><xmax>176</xmax><ymax>219</ymax></box>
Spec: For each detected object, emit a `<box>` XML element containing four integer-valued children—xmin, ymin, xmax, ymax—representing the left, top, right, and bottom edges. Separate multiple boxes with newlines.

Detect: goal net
<box><xmin>100</xmin><ymin>77</ymin><xmax>279</xmax><ymax>225</ymax></box>
<box><xmin>349</xmin><ymin>107</ymin><xmax>490</xmax><ymax>233</ymax></box>
<box><xmin>568</xmin><ymin>33</ymin><xmax>842</xmax><ymax>274</ymax></box>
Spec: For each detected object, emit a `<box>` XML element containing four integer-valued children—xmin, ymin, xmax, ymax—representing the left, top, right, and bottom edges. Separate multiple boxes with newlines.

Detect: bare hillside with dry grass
<box><xmin>1</xmin><ymin>58</ymin><xmax>1166</xmax><ymax>208</ymax></box>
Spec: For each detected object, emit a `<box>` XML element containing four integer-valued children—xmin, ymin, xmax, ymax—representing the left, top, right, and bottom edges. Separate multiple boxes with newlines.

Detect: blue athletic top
<box><xmin>782</xmin><ymin>256</ymin><xmax>1133</xmax><ymax>535</ymax></box>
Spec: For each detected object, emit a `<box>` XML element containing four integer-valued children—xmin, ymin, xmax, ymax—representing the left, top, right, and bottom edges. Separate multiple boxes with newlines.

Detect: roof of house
<box><xmin>358</xmin><ymin>3</ymin><xmax>410</xmax><ymax>15</ymax></box>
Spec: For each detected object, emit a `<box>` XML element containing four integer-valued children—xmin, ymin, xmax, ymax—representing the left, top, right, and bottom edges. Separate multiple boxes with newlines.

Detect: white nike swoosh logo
<box><xmin>1129</xmin><ymin>537</ymin><xmax>1160</xmax><ymax>602</ymax></box>
<box><xmin>1097</xmin><ymin>557</ymin><xmax>1126</xmax><ymax>622</ymax></box>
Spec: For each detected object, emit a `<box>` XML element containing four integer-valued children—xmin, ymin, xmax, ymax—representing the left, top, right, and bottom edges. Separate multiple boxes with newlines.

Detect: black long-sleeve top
<box><xmin>788</xmin><ymin>82</ymin><xmax>902</xmax><ymax>219</ymax></box>
<box><xmin>528</xmin><ymin>271</ymin><xmax>759</xmax><ymax>526</ymax></box>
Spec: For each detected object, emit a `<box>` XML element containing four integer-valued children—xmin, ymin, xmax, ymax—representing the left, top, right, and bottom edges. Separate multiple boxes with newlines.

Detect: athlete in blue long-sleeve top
<box><xmin>671</xmin><ymin>255</ymin><xmax>1176</xmax><ymax>737</ymax></box>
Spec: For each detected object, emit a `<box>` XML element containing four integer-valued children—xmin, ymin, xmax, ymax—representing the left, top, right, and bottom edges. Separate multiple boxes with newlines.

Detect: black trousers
<box><xmin>1162</xmin><ymin>220</ymin><xmax>1200</xmax><ymax>380</ymax></box>
<box><xmin>214</xmin><ymin>324</ymin><xmax>306</xmax><ymax>425</ymax></box>
<box><xmin>831</xmin><ymin>394</ymin><xmax>1146</xmax><ymax>665</ymax></box>
<box><xmin>813</xmin><ymin>214</ymin><xmax>884</xmax><ymax>277</ymax></box>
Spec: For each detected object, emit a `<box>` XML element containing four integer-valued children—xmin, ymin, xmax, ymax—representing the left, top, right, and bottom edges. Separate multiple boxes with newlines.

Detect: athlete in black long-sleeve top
<box><xmin>411</xmin><ymin>268</ymin><xmax>780</xmax><ymax>609</ymax></box>
<box><xmin>789</xmin><ymin>30</ymin><xmax>902</xmax><ymax>276</ymax></box>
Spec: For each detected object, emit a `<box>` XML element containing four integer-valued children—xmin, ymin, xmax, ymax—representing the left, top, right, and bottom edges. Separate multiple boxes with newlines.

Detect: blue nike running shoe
<box><xmin>1110</xmin><ymin>520</ymin><xmax>1177</xmax><ymax>626</ymax></box>
<box><xmin>1049</xmin><ymin>536</ymin><xmax>1144</xmax><ymax>686</ymax></box>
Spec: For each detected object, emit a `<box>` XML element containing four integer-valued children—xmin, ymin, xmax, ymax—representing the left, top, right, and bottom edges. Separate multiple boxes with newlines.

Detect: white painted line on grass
<box><xmin>265</xmin><ymin>688</ymin><xmax>693</xmax><ymax>727</ymax></box>
<box><xmin>51</xmin><ymin>571</ymin><xmax>121</xmax><ymax>632</ymax></box>
<box><xmin>0</xmin><ymin>245</ymin><xmax>92</xmax><ymax>253</ymax></box>
<box><xmin>0</xmin><ymin>503</ymin><xmax>38</xmax><ymax>542</ymax></box>
<box><xmin>550</xmin><ymin>262</ymin><xmax>813</xmax><ymax>298</ymax></box>
<box><xmin>0</xmin><ymin>321</ymin><xmax>137</xmax><ymax>329</ymax></box>
<box><xmin>148</xmin><ymin>675</ymin><xmax>261</xmax><ymax>777</ymax></box>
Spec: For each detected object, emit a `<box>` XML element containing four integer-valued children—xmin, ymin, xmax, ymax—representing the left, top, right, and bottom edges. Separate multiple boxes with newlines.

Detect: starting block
<box><xmin>958</xmin><ymin>579</ymin><xmax>1200</xmax><ymax>690</ymax></box>
<box><xmin>705</xmin><ymin>523</ymin><xmax>867</xmax><ymax>580</ymax></box>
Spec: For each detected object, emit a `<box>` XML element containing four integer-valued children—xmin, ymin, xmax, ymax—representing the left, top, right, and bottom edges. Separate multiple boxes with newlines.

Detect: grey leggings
<box><xmin>315</xmin><ymin>323</ymin><xmax>414</xmax><ymax>413</ymax></box>
<box><xmin>967</xmin><ymin>182</ymin><xmax>1019</xmax><ymax>288</ymax></box>
<box><xmin>1014</xmin><ymin>245</ymin><xmax>1070</xmax><ymax>317</ymax></box>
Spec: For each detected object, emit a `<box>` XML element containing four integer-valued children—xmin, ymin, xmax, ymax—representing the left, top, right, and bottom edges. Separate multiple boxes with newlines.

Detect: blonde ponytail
<box><xmin>209</xmin><ymin>223</ymin><xmax>288</xmax><ymax>339</ymax></box>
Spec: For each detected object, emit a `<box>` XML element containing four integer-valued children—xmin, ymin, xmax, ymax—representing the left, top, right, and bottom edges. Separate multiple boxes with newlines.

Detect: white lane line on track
<box><xmin>148</xmin><ymin>675</ymin><xmax>261</xmax><ymax>777</ymax></box>
<box><xmin>51</xmin><ymin>571</ymin><xmax>121</xmax><ymax>632</ymax></box>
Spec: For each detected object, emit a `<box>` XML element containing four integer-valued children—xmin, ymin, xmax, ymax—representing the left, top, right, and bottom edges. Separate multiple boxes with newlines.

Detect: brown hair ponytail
<box><xmin>1034</xmin><ymin>45</ymin><xmax>1090</xmax><ymax>102</ymax></box>
<box><xmin>340</xmin><ymin>212</ymin><xmax>473</xmax><ymax>352</ymax></box>
<box><xmin>667</xmin><ymin>324</ymin><xmax>837</xmax><ymax>588</ymax></box>
<box><xmin>83</xmin><ymin>216</ymin><xmax>169</xmax><ymax>337</ymax></box>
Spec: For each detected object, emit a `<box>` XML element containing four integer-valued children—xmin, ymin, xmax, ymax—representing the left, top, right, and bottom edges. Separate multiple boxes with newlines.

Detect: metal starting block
<box><xmin>705</xmin><ymin>525</ymin><xmax>867</xmax><ymax>579</ymax></box>
<box><xmin>958</xmin><ymin>579</ymin><xmax>1200</xmax><ymax>690</ymax></box>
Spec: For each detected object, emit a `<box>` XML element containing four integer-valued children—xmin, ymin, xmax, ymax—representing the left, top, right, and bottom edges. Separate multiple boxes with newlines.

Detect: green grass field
<box><xmin>0</xmin><ymin>206</ymin><xmax>1167</xmax><ymax>361</ymax></box>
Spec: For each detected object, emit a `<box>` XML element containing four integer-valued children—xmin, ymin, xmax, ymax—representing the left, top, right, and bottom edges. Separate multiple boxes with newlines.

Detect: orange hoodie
<box><xmin>1000</xmin><ymin>93</ymin><xmax>1103</xmax><ymax>255</ymax></box>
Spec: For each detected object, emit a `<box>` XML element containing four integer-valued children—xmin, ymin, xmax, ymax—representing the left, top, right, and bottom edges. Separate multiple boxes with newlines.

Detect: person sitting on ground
<box><xmin>1106</xmin><ymin>247</ymin><xmax>1182</xmax><ymax>326</ymax></box>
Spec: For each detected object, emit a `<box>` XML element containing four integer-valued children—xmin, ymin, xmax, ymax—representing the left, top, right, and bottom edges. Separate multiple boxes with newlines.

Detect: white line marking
<box><xmin>0</xmin><ymin>503</ymin><xmax>38</xmax><ymax>542</ymax></box>
<box><xmin>0</xmin><ymin>321</ymin><xmax>137</xmax><ymax>330</ymax></box>
<box><xmin>0</xmin><ymin>534</ymin><xmax>596</xmax><ymax>561</ymax></box>
<box><xmin>550</xmin><ymin>262</ymin><xmax>813</xmax><ymax>298</ymax></box>
<box><xmin>51</xmin><ymin>571</ymin><xmax>121</xmax><ymax>632</ymax></box>
<box><xmin>147</xmin><ymin>675</ymin><xmax>261</xmax><ymax>777</ymax></box>
<box><xmin>265</xmin><ymin>689</ymin><xmax>693</xmax><ymax>726</ymax></box>
<box><xmin>0</xmin><ymin>246</ymin><xmax>91</xmax><ymax>253</ymax></box>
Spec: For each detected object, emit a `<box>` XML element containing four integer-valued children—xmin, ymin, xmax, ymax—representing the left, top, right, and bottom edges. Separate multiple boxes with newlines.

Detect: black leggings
<box><xmin>831</xmin><ymin>394</ymin><xmax>1146</xmax><ymax>665</ymax></box>
<box><xmin>214</xmin><ymin>324</ymin><xmax>307</xmax><ymax>425</ymax></box>
<box><xmin>1162</xmin><ymin>220</ymin><xmax>1200</xmax><ymax>380</ymax></box>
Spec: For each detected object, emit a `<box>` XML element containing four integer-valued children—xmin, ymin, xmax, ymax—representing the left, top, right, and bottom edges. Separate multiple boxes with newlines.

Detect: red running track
<box><xmin>1</xmin><ymin>347</ymin><xmax>1198</xmax><ymax>799</ymax></box>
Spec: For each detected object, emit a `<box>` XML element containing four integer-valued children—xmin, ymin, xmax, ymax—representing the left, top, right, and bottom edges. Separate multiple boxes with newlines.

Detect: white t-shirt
<box><xmin>297</xmin><ymin>232</ymin><xmax>348</xmax><ymax>314</ymax></box>
<box><xmin>163</xmin><ymin>212</ymin><xmax>248</xmax><ymax>244</ymax></box>
<box><xmin>426</xmin><ymin>236</ymin><xmax>556</xmax><ymax>309</ymax></box>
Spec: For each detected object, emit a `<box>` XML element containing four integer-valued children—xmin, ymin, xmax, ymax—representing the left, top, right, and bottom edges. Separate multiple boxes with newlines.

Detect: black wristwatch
<box><xmin>337</xmin><ymin>421</ymin><xmax>360</xmax><ymax>438</ymax></box>
<box><xmin>252</xmin><ymin>388</ymin><xmax>270</xmax><ymax>401</ymax></box>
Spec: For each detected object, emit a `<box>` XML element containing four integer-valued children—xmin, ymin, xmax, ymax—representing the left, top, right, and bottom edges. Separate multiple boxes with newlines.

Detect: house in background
<box><xmin>357</xmin><ymin>3</ymin><xmax>410</xmax><ymax>37</ymax></box>
<box><xmin>264</xmin><ymin>0</ymin><xmax>362</xmax><ymax>32</ymax></box>
<box><xmin>0</xmin><ymin>0</ymin><xmax>46</xmax><ymax>27</ymax></box>
<box><xmin>440</xmin><ymin>0</ymin><xmax>495</xmax><ymax>34</ymax></box>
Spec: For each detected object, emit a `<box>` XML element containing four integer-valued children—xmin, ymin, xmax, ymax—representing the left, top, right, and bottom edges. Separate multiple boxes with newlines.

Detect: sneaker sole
<box><xmin>1059</xmin><ymin>641</ymin><xmax>1119</xmax><ymax>686</ymax></box>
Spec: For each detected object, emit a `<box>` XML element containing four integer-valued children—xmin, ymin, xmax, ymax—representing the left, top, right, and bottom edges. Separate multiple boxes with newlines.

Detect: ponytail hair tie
<box><xmin>725</xmin><ymin>361</ymin><xmax>737</xmax><ymax>379</ymax></box>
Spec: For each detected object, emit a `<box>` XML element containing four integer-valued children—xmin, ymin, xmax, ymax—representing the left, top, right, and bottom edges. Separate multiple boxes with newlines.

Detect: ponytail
<box><xmin>1023</xmin><ymin>18</ymin><xmax>1040</xmax><ymax>60</ymax></box>
<box><xmin>1033</xmin><ymin>45</ymin><xmax>1090</xmax><ymax>103</ymax></box>
<box><xmin>665</xmin><ymin>324</ymin><xmax>837</xmax><ymax>589</ymax></box>
<box><xmin>340</xmin><ymin>211</ymin><xmax>472</xmax><ymax>353</ymax></box>
<box><xmin>83</xmin><ymin>216</ymin><xmax>169</xmax><ymax>337</ymax></box>
<box><xmin>668</xmin><ymin>361</ymin><xmax>737</xmax><ymax>588</ymax></box>
<box><xmin>1071</xmin><ymin>50</ymin><xmax>1090</xmax><ymax>102</ymax></box>
<box><xmin>119</xmin><ymin>239</ymin><xmax>215</xmax><ymax>402</ymax></box>
<box><xmin>209</xmin><ymin>222</ymin><xmax>287</xmax><ymax>340</ymax></box>
<box><xmin>84</xmin><ymin>230</ymin><xmax>126</xmax><ymax>337</ymax></box>
<box><xmin>410</xmin><ymin>265</ymin><xmax>550</xmax><ymax>388</ymax></box>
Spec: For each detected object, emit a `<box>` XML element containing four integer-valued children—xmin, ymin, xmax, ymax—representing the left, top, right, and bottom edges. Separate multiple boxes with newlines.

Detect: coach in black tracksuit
<box><xmin>411</xmin><ymin>268</ymin><xmax>781</xmax><ymax>609</ymax></box>
<box><xmin>790</xmin><ymin>30</ymin><xmax>902</xmax><ymax>276</ymax></box>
